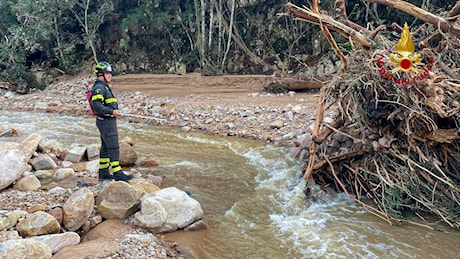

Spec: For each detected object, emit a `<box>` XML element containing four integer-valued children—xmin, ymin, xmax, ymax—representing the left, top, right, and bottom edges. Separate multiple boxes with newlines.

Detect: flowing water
<box><xmin>1</xmin><ymin>110</ymin><xmax>460</xmax><ymax>258</ymax></box>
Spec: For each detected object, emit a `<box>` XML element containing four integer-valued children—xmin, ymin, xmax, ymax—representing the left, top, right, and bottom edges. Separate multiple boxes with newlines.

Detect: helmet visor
<box><xmin>105</xmin><ymin>65</ymin><xmax>113</xmax><ymax>73</ymax></box>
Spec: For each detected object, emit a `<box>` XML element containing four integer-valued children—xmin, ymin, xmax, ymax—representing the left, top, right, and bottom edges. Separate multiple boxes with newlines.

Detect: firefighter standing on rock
<box><xmin>91</xmin><ymin>61</ymin><xmax>133</xmax><ymax>182</ymax></box>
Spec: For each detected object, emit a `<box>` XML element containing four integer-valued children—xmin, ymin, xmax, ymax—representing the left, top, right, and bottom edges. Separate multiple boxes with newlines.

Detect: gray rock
<box><xmin>96</xmin><ymin>181</ymin><xmax>144</xmax><ymax>219</ymax></box>
<box><xmin>17</xmin><ymin>133</ymin><xmax>42</xmax><ymax>161</ymax></box>
<box><xmin>0</xmin><ymin>149</ymin><xmax>27</xmax><ymax>191</ymax></box>
<box><xmin>119</xmin><ymin>142</ymin><xmax>137</xmax><ymax>166</ymax></box>
<box><xmin>53</xmin><ymin>168</ymin><xmax>75</xmax><ymax>181</ymax></box>
<box><xmin>30</xmin><ymin>154</ymin><xmax>58</xmax><ymax>170</ymax></box>
<box><xmin>30</xmin><ymin>232</ymin><xmax>80</xmax><ymax>254</ymax></box>
<box><xmin>47</xmin><ymin>186</ymin><xmax>67</xmax><ymax>196</ymax></box>
<box><xmin>64</xmin><ymin>146</ymin><xmax>87</xmax><ymax>163</ymax></box>
<box><xmin>34</xmin><ymin>170</ymin><xmax>54</xmax><ymax>180</ymax></box>
<box><xmin>39</xmin><ymin>139</ymin><xmax>63</xmax><ymax>155</ymax></box>
<box><xmin>85</xmin><ymin>159</ymin><xmax>100</xmax><ymax>174</ymax></box>
<box><xmin>135</xmin><ymin>187</ymin><xmax>204</xmax><ymax>233</ymax></box>
<box><xmin>86</xmin><ymin>143</ymin><xmax>100</xmax><ymax>161</ymax></box>
<box><xmin>4</xmin><ymin>91</ymin><xmax>15</xmax><ymax>99</ymax></box>
<box><xmin>0</xmin><ymin>239</ymin><xmax>52</xmax><ymax>259</ymax></box>
<box><xmin>13</xmin><ymin>175</ymin><xmax>41</xmax><ymax>191</ymax></box>
<box><xmin>134</xmin><ymin>197</ymin><xmax>168</xmax><ymax>232</ymax></box>
<box><xmin>63</xmin><ymin>188</ymin><xmax>95</xmax><ymax>231</ymax></box>
<box><xmin>16</xmin><ymin>211</ymin><xmax>60</xmax><ymax>237</ymax></box>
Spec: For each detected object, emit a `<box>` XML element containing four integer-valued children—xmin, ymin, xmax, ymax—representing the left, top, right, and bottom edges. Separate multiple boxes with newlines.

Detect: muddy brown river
<box><xmin>1</xmin><ymin>110</ymin><xmax>460</xmax><ymax>258</ymax></box>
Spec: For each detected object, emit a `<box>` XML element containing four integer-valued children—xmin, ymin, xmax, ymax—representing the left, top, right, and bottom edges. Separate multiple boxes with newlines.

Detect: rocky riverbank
<box><xmin>0</xmin><ymin>75</ymin><xmax>321</xmax><ymax>258</ymax></box>
<box><xmin>1</xmin><ymin>75</ymin><xmax>320</xmax><ymax>150</ymax></box>
<box><xmin>0</xmin><ymin>132</ymin><xmax>204</xmax><ymax>258</ymax></box>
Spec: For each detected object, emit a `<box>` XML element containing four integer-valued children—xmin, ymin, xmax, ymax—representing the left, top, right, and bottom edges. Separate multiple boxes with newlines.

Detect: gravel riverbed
<box><xmin>0</xmin><ymin>75</ymin><xmax>321</xmax><ymax>258</ymax></box>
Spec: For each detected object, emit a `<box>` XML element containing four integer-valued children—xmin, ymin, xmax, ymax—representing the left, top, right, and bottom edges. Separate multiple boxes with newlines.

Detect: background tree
<box><xmin>0</xmin><ymin>0</ymin><xmax>53</xmax><ymax>93</ymax></box>
<box><xmin>1</xmin><ymin>0</ymin><xmax>458</xmax><ymax>92</ymax></box>
<box><xmin>62</xmin><ymin>0</ymin><xmax>114</xmax><ymax>63</ymax></box>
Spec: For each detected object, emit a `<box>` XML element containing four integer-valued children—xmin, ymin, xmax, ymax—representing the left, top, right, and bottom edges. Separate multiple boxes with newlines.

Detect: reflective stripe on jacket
<box><xmin>91</xmin><ymin>79</ymin><xmax>118</xmax><ymax>117</ymax></box>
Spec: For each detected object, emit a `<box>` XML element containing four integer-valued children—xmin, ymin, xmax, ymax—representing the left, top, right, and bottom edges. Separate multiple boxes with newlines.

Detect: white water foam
<box><xmin>237</xmin><ymin>144</ymin><xmax>419</xmax><ymax>258</ymax></box>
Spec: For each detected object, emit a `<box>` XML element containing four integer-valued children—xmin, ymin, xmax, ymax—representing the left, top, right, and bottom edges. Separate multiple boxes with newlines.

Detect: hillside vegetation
<box><xmin>0</xmin><ymin>0</ymin><xmax>456</xmax><ymax>93</ymax></box>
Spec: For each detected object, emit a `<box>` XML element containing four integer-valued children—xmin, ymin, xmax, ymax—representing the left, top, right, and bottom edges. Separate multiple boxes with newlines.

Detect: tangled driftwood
<box><xmin>284</xmin><ymin>0</ymin><xmax>460</xmax><ymax>230</ymax></box>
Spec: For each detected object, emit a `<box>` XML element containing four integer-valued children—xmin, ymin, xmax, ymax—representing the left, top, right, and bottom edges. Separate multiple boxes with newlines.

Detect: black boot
<box><xmin>113</xmin><ymin>171</ymin><xmax>133</xmax><ymax>181</ymax></box>
<box><xmin>98</xmin><ymin>169</ymin><xmax>114</xmax><ymax>181</ymax></box>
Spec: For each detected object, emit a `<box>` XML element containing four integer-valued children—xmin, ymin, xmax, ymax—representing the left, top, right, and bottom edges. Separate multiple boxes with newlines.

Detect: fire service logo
<box><xmin>376</xmin><ymin>23</ymin><xmax>434</xmax><ymax>85</ymax></box>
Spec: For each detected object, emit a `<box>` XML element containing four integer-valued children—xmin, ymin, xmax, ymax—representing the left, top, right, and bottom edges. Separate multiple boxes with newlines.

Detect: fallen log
<box><xmin>283</xmin><ymin>78</ymin><xmax>323</xmax><ymax>90</ymax></box>
<box><xmin>263</xmin><ymin>78</ymin><xmax>324</xmax><ymax>93</ymax></box>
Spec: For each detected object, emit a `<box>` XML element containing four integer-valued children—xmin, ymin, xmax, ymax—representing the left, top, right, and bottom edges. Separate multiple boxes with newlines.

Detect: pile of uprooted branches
<box><xmin>304</xmin><ymin>45</ymin><xmax>460</xmax><ymax>230</ymax></box>
<box><xmin>283</xmin><ymin>0</ymin><xmax>460</xmax><ymax>230</ymax></box>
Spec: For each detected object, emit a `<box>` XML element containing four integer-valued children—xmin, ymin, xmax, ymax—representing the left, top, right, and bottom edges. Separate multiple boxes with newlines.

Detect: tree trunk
<box><xmin>363</xmin><ymin>0</ymin><xmax>460</xmax><ymax>38</ymax></box>
<box><xmin>201</xmin><ymin>0</ymin><xmax>206</xmax><ymax>53</ymax></box>
<box><xmin>83</xmin><ymin>0</ymin><xmax>98</xmax><ymax>63</ymax></box>
<box><xmin>210</xmin><ymin>0</ymin><xmax>277</xmax><ymax>72</ymax></box>
<box><xmin>222</xmin><ymin>0</ymin><xmax>235</xmax><ymax>69</ymax></box>
<box><xmin>53</xmin><ymin>15</ymin><xmax>65</xmax><ymax>70</ymax></box>
<box><xmin>208</xmin><ymin>4</ymin><xmax>213</xmax><ymax>47</ymax></box>
<box><xmin>194</xmin><ymin>0</ymin><xmax>204</xmax><ymax>68</ymax></box>
<box><xmin>218</xmin><ymin>0</ymin><xmax>223</xmax><ymax>56</ymax></box>
<box><xmin>69</xmin><ymin>0</ymin><xmax>113</xmax><ymax>63</ymax></box>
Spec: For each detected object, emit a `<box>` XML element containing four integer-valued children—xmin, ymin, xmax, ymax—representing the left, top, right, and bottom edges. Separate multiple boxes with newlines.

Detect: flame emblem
<box><xmin>389</xmin><ymin>23</ymin><xmax>422</xmax><ymax>73</ymax></box>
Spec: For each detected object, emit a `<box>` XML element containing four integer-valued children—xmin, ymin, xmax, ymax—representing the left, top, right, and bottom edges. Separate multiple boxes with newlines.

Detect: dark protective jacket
<box><xmin>91</xmin><ymin>79</ymin><xmax>118</xmax><ymax>117</ymax></box>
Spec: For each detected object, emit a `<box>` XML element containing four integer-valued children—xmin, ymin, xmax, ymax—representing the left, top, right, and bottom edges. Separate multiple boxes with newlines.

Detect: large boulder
<box><xmin>63</xmin><ymin>188</ymin><xmax>95</xmax><ymax>231</ymax></box>
<box><xmin>96</xmin><ymin>181</ymin><xmax>144</xmax><ymax>219</ymax></box>
<box><xmin>16</xmin><ymin>211</ymin><xmax>60</xmax><ymax>237</ymax></box>
<box><xmin>0</xmin><ymin>149</ymin><xmax>28</xmax><ymax>191</ymax></box>
<box><xmin>0</xmin><ymin>239</ymin><xmax>52</xmax><ymax>259</ymax></box>
<box><xmin>16</xmin><ymin>133</ymin><xmax>42</xmax><ymax>160</ymax></box>
<box><xmin>53</xmin><ymin>219</ymin><xmax>131</xmax><ymax>259</ymax></box>
<box><xmin>134</xmin><ymin>197</ymin><xmax>168</xmax><ymax>232</ymax></box>
<box><xmin>30</xmin><ymin>232</ymin><xmax>80</xmax><ymax>254</ymax></box>
<box><xmin>135</xmin><ymin>187</ymin><xmax>204</xmax><ymax>233</ymax></box>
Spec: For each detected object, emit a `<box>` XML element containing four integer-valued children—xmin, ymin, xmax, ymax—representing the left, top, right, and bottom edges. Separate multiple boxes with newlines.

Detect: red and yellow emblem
<box><xmin>389</xmin><ymin>23</ymin><xmax>422</xmax><ymax>73</ymax></box>
<box><xmin>376</xmin><ymin>23</ymin><xmax>434</xmax><ymax>85</ymax></box>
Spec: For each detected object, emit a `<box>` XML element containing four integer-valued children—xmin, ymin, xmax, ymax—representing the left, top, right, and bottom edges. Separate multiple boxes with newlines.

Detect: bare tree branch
<box><xmin>333</xmin><ymin>0</ymin><xmax>372</xmax><ymax>35</ymax></box>
<box><xmin>363</xmin><ymin>0</ymin><xmax>460</xmax><ymax>38</ymax></box>
<box><xmin>420</xmin><ymin>0</ymin><xmax>460</xmax><ymax>47</ymax></box>
<box><xmin>211</xmin><ymin>0</ymin><xmax>277</xmax><ymax>72</ymax></box>
<box><xmin>284</xmin><ymin>2</ymin><xmax>373</xmax><ymax>48</ymax></box>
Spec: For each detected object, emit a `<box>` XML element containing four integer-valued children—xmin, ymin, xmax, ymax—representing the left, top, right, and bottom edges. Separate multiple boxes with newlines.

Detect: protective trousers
<box><xmin>96</xmin><ymin>117</ymin><xmax>122</xmax><ymax>173</ymax></box>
